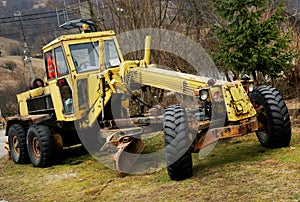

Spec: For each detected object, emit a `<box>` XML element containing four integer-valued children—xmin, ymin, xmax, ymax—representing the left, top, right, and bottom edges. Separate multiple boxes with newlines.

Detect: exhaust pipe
<box><xmin>144</xmin><ymin>35</ymin><xmax>151</xmax><ymax>66</ymax></box>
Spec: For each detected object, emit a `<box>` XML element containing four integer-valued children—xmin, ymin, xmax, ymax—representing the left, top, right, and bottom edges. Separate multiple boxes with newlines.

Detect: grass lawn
<box><xmin>0</xmin><ymin>127</ymin><xmax>299</xmax><ymax>202</ymax></box>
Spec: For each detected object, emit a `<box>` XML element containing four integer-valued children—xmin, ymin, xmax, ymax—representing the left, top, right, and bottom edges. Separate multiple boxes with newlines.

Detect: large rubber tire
<box><xmin>164</xmin><ymin>105</ymin><xmax>193</xmax><ymax>181</ymax></box>
<box><xmin>250</xmin><ymin>86</ymin><xmax>291</xmax><ymax>148</ymax></box>
<box><xmin>8</xmin><ymin>124</ymin><xmax>29</xmax><ymax>164</ymax></box>
<box><xmin>27</xmin><ymin>124</ymin><xmax>55</xmax><ymax>167</ymax></box>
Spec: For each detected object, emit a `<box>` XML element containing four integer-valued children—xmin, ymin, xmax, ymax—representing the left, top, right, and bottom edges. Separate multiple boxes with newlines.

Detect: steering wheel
<box><xmin>79</xmin><ymin>61</ymin><xmax>91</xmax><ymax>70</ymax></box>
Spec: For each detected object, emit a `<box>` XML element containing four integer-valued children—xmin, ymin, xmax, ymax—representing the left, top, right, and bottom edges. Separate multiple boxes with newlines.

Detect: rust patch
<box><xmin>194</xmin><ymin>117</ymin><xmax>258</xmax><ymax>152</ymax></box>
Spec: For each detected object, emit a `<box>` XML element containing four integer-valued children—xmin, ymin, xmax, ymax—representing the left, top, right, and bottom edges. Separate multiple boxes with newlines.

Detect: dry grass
<box><xmin>0</xmin><ymin>56</ymin><xmax>45</xmax><ymax>90</ymax></box>
<box><xmin>0</xmin><ymin>37</ymin><xmax>45</xmax><ymax>91</ymax></box>
<box><xmin>0</xmin><ymin>37</ymin><xmax>20</xmax><ymax>56</ymax></box>
<box><xmin>0</xmin><ymin>127</ymin><xmax>299</xmax><ymax>202</ymax></box>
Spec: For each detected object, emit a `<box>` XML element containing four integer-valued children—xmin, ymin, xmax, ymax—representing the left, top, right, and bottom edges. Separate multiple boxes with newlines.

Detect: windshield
<box><xmin>69</xmin><ymin>42</ymin><xmax>99</xmax><ymax>73</ymax></box>
<box><xmin>104</xmin><ymin>40</ymin><xmax>121</xmax><ymax>69</ymax></box>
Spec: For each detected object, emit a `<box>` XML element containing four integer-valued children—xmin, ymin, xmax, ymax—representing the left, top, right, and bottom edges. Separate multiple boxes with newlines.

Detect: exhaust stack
<box><xmin>144</xmin><ymin>35</ymin><xmax>151</xmax><ymax>66</ymax></box>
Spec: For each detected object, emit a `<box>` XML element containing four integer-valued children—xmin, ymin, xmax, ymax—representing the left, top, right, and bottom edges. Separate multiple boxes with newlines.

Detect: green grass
<box><xmin>0</xmin><ymin>128</ymin><xmax>299</xmax><ymax>201</ymax></box>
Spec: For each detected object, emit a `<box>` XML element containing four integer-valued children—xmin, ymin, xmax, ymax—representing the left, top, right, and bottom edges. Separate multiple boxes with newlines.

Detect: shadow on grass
<box><xmin>192</xmin><ymin>136</ymin><xmax>279</xmax><ymax>177</ymax></box>
<box><xmin>50</xmin><ymin>132</ymin><xmax>299</xmax><ymax>177</ymax></box>
<box><xmin>56</xmin><ymin>145</ymin><xmax>91</xmax><ymax>165</ymax></box>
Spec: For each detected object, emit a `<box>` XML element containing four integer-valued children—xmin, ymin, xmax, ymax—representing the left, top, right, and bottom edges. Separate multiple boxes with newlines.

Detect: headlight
<box><xmin>249</xmin><ymin>83</ymin><xmax>254</xmax><ymax>93</ymax></box>
<box><xmin>200</xmin><ymin>90</ymin><xmax>209</xmax><ymax>101</ymax></box>
<box><xmin>212</xmin><ymin>91</ymin><xmax>221</xmax><ymax>101</ymax></box>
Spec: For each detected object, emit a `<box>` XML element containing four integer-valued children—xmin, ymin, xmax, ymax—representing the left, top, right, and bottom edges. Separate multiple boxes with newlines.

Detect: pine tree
<box><xmin>213</xmin><ymin>0</ymin><xmax>294</xmax><ymax>81</ymax></box>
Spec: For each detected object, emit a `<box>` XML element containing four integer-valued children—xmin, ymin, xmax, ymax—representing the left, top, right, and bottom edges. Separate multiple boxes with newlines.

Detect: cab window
<box><xmin>104</xmin><ymin>40</ymin><xmax>121</xmax><ymax>69</ymax></box>
<box><xmin>69</xmin><ymin>42</ymin><xmax>99</xmax><ymax>73</ymax></box>
<box><xmin>54</xmin><ymin>46</ymin><xmax>69</xmax><ymax>77</ymax></box>
<box><xmin>45</xmin><ymin>50</ymin><xmax>55</xmax><ymax>80</ymax></box>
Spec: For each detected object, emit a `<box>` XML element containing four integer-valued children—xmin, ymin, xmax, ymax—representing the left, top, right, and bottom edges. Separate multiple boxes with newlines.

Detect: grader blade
<box><xmin>100</xmin><ymin>128</ymin><xmax>145</xmax><ymax>176</ymax></box>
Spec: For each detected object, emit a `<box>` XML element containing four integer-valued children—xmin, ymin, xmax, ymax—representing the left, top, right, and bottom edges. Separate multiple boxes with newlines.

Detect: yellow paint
<box><xmin>16</xmin><ymin>30</ymin><xmax>257</xmax><ymax>132</ymax></box>
<box><xmin>222</xmin><ymin>82</ymin><xmax>256</xmax><ymax>121</ymax></box>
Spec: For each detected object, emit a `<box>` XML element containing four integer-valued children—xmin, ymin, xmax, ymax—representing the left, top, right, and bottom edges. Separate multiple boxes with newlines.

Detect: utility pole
<box><xmin>14</xmin><ymin>10</ymin><xmax>35</xmax><ymax>81</ymax></box>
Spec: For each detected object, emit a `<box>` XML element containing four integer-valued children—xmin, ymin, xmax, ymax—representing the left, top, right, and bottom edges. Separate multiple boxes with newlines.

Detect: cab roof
<box><xmin>42</xmin><ymin>30</ymin><xmax>116</xmax><ymax>51</ymax></box>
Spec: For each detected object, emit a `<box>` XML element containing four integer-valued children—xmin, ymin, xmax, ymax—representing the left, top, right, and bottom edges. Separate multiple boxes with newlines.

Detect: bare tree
<box><xmin>100</xmin><ymin>0</ymin><xmax>216</xmax><ymax>71</ymax></box>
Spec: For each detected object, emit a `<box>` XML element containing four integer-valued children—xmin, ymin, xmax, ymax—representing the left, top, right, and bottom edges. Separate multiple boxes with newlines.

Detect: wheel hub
<box><xmin>32</xmin><ymin>136</ymin><xmax>41</xmax><ymax>158</ymax></box>
<box><xmin>255</xmin><ymin>104</ymin><xmax>270</xmax><ymax>134</ymax></box>
<box><xmin>12</xmin><ymin>136</ymin><xmax>20</xmax><ymax>155</ymax></box>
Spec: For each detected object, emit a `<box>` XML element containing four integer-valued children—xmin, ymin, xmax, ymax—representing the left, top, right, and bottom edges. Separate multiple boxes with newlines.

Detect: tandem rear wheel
<box><xmin>8</xmin><ymin>123</ymin><xmax>57</xmax><ymax>167</ymax></box>
<box><xmin>27</xmin><ymin>124</ymin><xmax>56</xmax><ymax>167</ymax></box>
<box><xmin>8</xmin><ymin>124</ymin><xmax>29</xmax><ymax>164</ymax></box>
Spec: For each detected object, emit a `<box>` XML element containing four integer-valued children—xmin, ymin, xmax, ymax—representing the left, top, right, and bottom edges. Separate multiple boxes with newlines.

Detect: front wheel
<box><xmin>250</xmin><ymin>86</ymin><xmax>291</xmax><ymax>148</ymax></box>
<box><xmin>164</xmin><ymin>105</ymin><xmax>193</xmax><ymax>181</ymax></box>
<box><xmin>27</xmin><ymin>124</ymin><xmax>55</xmax><ymax>167</ymax></box>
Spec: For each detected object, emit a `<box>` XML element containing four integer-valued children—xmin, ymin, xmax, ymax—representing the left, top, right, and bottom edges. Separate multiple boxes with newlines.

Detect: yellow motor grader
<box><xmin>4</xmin><ymin>24</ymin><xmax>291</xmax><ymax>181</ymax></box>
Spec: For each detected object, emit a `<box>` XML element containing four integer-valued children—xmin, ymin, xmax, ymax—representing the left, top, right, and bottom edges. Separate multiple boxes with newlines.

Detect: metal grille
<box><xmin>27</xmin><ymin>95</ymin><xmax>54</xmax><ymax>114</ymax></box>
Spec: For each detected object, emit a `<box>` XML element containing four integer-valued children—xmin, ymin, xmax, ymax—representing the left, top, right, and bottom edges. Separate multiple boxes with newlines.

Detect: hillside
<box><xmin>0</xmin><ymin>56</ymin><xmax>45</xmax><ymax>90</ymax></box>
<box><xmin>0</xmin><ymin>0</ymin><xmax>66</xmax><ymax>56</ymax></box>
<box><xmin>0</xmin><ymin>0</ymin><xmax>49</xmax><ymax>17</ymax></box>
<box><xmin>0</xmin><ymin>37</ymin><xmax>22</xmax><ymax>56</ymax></box>
<box><xmin>0</xmin><ymin>37</ymin><xmax>45</xmax><ymax>91</ymax></box>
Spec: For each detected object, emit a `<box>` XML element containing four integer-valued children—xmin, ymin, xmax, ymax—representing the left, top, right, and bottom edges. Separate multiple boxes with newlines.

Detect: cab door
<box><xmin>45</xmin><ymin>45</ymin><xmax>75</xmax><ymax>120</ymax></box>
<box><xmin>67</xmin><ymin>40</ymin><xmax>100</xmax><ymax>117</ymax></box>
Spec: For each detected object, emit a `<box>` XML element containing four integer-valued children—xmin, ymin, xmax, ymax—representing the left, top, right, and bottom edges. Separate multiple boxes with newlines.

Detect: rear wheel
<box><xmin>164</xmin><ymin>105</ymin><xmax>193</xmax><ymax>181</ymax></box>
<box><xmin>27</xmin><ymin>124</ymin><xmax>55</xmax><ymax>167</ymax></box>
<box><xmin>8</xmin><ymin>124</ymin><xmax>29</xmax><ymax>164</ymax></box>
<box><xmin>250</xmin><ymin>86</ymin><xmax>291</xmax><ymax>148</ymax></box>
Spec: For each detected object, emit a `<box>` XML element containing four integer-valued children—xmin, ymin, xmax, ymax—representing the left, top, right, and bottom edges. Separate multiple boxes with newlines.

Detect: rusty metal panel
<box><xmin>194</xmin><ymin>117</ymin><xmax>258</xmax><ymax>152</ymax></box>
<box><xmin>100</xmin><ymin>127</ymin><xmax>145</xmax><ymax>176</ymax></box>
<box><xmin>5</xmin><ymin>114</ymin><xmax>51</xmax><ymax>136</ymax></box>
<box><xmin>6</xmin><ymin>114</ymin><xmax>51</xmax><ymax>124</ymax></box>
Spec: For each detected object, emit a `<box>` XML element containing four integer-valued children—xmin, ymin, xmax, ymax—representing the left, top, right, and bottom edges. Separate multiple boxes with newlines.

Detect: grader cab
<box><xmin>5</xmin><ymin>27</ymin><xmax>291</xmax><ymax>181</ymax></box>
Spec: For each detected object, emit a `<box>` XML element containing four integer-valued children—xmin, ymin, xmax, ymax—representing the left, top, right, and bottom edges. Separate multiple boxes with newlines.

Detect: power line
<box><xmin>1</xmin><ymin>21</ymin><xmax>60</xmax><ymax>29</ymax></box>
<box><xmin>0</xmin><ymin>21</ymin><xmax>58</xmax><ymax>29</ymax></box>
<box><xmin>0</xmin><ymin>14</ymin><xmax>59</xmax><ymax>24</ymax></box>
<box><xmin>0</xmin><ymin>21</ymin><xmax>62</xmax><ymax>32</ymax></box>
<box><xmin>0</xmin><ymin>32</ymin><xmax>55</xmax><ymax>38</ymax></box>
<box><xmin>0</xmin><ymin>11</ymin><xmax>66</xmax><ymax>45</ymax></box>
<box><xmin>0</xmin><ymin>10</ymin><xmax>61</xmax><ymax>20</ymax></box>
<box><xmin>0</xmin><ymin>30</ymin><xmax>61</xmax><ymax>38</ymax></box>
